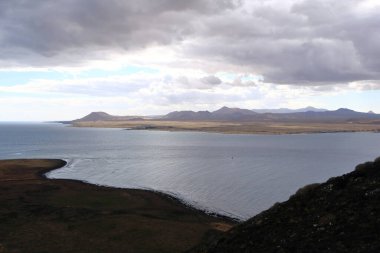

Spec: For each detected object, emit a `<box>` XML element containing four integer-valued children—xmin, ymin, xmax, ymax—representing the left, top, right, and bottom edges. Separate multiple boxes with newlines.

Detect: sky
<box><xmin>1</xmin><ymin>0</ymin><xmax>380</xmax><ymax>121</ymax></box>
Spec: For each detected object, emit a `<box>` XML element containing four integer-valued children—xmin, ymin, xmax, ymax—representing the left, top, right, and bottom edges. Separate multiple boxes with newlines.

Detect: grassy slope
<box><xmin>0</xmin><ymin>159</ymin><xmax>235</xmax><ymax>253</ymax></box>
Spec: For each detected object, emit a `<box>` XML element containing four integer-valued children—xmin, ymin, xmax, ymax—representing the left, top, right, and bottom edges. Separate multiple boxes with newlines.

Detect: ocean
<box><xmin>1</xmin><ymin>122</ymin><xmax>380</xmax><ymax>220</ymax></box>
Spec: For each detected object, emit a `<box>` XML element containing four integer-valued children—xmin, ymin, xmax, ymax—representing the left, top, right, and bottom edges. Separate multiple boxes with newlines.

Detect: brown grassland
<box><xmin>72</xmin><ymin>120</ymin><xmax>380</xmax><ymax>134</ymax></box>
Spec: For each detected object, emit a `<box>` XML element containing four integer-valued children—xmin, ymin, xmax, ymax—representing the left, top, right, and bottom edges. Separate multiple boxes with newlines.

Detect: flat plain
<box><xmin>72</xmin><ymin>119</ymin><xmax>380</xmax><ymax>134</ymax></box>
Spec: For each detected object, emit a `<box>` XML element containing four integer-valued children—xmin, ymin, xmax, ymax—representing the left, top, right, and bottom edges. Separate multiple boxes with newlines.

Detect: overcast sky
<box><xmin>1</xmin><ymin>0</ymin><xmax>380</xmax><ymax>121</ymax></box>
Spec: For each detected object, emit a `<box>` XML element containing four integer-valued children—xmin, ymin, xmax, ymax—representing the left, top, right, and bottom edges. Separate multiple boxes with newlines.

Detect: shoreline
<box><xmin>67</xmin><ymin>120</ymin><xmax>380</xmax><ymax>135</ymax></box>
<box><xmin>125</xmin><ymin>127</ymin><xmax>380</xmax><ymax>136</ymax></box>
<box><xmin>45</xmin><ymin>163</ymin><xmax>240</xmax><ymax>222</ymax></box>
<box><xmin>44</xmin><ymin>158</ymin><xmax>241</xmax><ymax>221</ymax></box>
<box><xmin>0</xmin><ymin>159</ymin><xmax>236</xmax><ymax>253</ymax></box>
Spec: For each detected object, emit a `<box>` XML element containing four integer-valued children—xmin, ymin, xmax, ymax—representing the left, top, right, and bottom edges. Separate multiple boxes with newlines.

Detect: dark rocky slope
<box><xmin>194</xmin><ymin>157</ymin><xmax>380</xmax><ymax>253</ymax></box>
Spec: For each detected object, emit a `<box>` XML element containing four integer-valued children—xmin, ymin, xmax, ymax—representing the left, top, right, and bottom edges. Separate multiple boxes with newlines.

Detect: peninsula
<box><xmin>66</xmin><ymin>107</ymin><xmax>380</xmax><ymax>134</ymax></box>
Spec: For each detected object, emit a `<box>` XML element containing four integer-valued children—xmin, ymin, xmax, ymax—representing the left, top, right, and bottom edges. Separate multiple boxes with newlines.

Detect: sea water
<box><xmin>1</xmin><ymin>122</ymin><xmax>380</xmax><ymax>220</ymax></box>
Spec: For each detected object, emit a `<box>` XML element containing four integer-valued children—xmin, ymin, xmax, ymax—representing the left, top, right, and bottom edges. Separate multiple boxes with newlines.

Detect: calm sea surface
<box><xmin>1</xmin><ymin>123</ymin><xmax>380</xmax><ymax>220</ymax></box>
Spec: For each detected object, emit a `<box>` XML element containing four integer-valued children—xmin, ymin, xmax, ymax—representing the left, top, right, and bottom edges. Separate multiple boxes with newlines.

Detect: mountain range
<box><xmin>251</xmin><ymin>106</ymin><xmax>328</xmax><ymax>114</ymax></box>
<box><xmin>162</xmin><ymin>107</ymin><xmax>380</xmax><ymax>122</ymax></box>
<box><xmin>72</xmin><ymin>106</ymin><xmax>380</xmax><ymax>123</ymax></box>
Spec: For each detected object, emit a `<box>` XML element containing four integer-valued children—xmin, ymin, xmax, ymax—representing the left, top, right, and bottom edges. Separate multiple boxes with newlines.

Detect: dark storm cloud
<box><xmin>0</xmin><ymin>0</ymin><xmax>380</xmax><ymax>85</ymax></box>
<box><xmin>0</xmin><ymin>0</ymin><xmax>239</xmax><ymax>66</ymax></box>
<box><xmin>185</xmin><ymin>0</ymin><xmax>380</xmax><ymax>84</ymax></box>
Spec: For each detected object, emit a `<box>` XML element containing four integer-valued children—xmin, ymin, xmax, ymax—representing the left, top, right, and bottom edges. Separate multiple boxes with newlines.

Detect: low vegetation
<box><xmin>0</xmin><ymin>159</ymin><xmax>234</xmax><ymax>253</ymax></box>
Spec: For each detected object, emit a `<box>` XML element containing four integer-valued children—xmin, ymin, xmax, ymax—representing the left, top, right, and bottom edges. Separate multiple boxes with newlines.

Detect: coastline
<box><xmin>0</xmin><ymin>159</ymin><xmax>236</xmax><ymax>253</ymax></box>
<box><xmin>45</xmin><ymin>162</ymin><xmax>240</xmax><ymax>222</ymax></box>
<box><xmin>69</xmin><ymin>120</ymin><xmax>380</xmax><ymax>135</ymax></box>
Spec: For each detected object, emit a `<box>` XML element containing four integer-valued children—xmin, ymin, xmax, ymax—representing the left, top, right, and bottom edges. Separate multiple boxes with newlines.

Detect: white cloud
<box><xmin>1</xmin><ymin>0</ymin><xmax>379</xmax><ymax>85</ymax></box>
<box><xmin>0</xmin><ymin>0</ymin><xmax>380</xmax><ymax>120</ymax></box>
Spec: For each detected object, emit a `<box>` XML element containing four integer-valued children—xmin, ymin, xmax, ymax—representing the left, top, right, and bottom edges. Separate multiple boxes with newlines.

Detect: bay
<box><xmin>1</xmin><ymin>122</ymin><xmax>380</xmax><ymax>220</ymax></box>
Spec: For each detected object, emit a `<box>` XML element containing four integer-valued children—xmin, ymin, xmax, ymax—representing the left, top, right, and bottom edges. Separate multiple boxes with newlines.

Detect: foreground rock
<box><xmin>0</xmin><ymin>159</ymin><xmax>234</xmax><ymax>253</ymax></box>
<box><xmin>194</xmin><ymin>157</ymin><xmax>380</xmax><ymax>253</ymax></box>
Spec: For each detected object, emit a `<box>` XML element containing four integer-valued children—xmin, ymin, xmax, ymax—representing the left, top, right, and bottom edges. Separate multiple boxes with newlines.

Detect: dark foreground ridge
<box><xmin>0</xmin><ymin>159</ymin><xmax>235</xmax><ymax>253</ymax></box>
<box><xmin>192</xmin><ymin>157</ymin><xmax>380</xmax><ymax>253</ymax></box>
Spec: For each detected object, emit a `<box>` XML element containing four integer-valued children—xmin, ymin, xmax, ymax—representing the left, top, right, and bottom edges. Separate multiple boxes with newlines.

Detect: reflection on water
<box><xmin>1</xmin><ymin>123</ymin><xmax>380</xmax><ymax>220</ymax></box>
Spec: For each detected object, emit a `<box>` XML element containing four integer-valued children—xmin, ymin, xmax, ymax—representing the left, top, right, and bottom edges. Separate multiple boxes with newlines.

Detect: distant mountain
<box><xmin>73</xmin><ymin>112</ymin><xmax>143</xmax><ymax>122</ymax></box>
<box><xmin>75</xmin><ymin>112</ymin><xmax>114</xmax><ymax>121</ymax></box>
<box><xmin>283</xmin><ymin>108</ymin><xmax>380</xmax><ymax>121</ymax></box>
<box><xmin>164</xmin><ymin>110</ymin><xmax>212</xmax><ymax>120</ymax></box>
<box><xmin>163</xmin><ymin>107</ymin><xmax>380</xmax><ymax>122</ymax></box>
<box><xmin>213</xmin><ymin>106</ymin><xmax>257</xmax><ymax>116</ymax></box>
<box><xmin>163</xmin><ymin>107</ymin><xmax>259</xmax><ymax>121</ymax></box>
<box><xmin>252</xmin><ymin>106</ymin><xmax>328</xmax><ymax>114</ymax></box>
<box><xmin>212</xmin><ymin>106</ymin><xmax>258</xmax><ymax>120</ymax></box>
<box><xmin>72</xmin><ymin>107</ymin><xmax>380</xmax><ymax>123</ymax></box>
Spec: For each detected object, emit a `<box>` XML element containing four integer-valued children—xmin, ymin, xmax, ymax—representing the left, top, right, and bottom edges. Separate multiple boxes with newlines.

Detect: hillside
<box><xmin>74</xmin><ymin>112</ymin><xmax>115</xmax><ymax>121</ymax></box>
<box><xmin>72</xmin><ymin>112</ymin><xmax>143</xmax><ymax>122</ymax></box>
<box><xmin>193</xmin><ymin>157</ymin><xmax>380</xmax><ymax>253</ymax></box>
